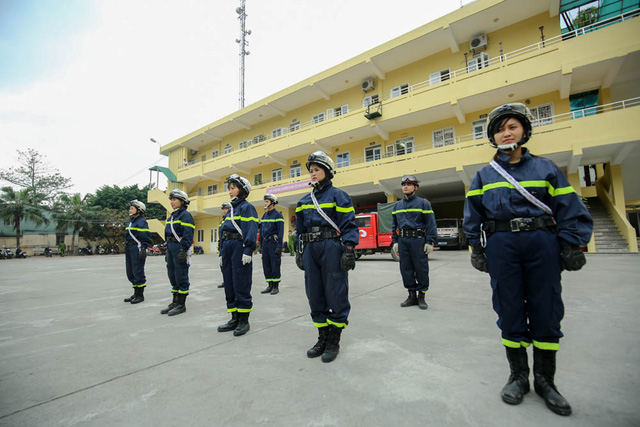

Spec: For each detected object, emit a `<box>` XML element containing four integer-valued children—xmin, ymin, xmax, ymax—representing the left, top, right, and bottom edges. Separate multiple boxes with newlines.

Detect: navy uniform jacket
<box><xmin>220</xmin><ymin>198</ymin><xmax>259</xmax><ymax>256</ymax></box>
<box><xmin>463</xmin><ymin>148</ymin><xmax>593</xmax><ymax>246</ymax></box>
<box><xmin>295</xmin><ymin>181</ymin><xmax>359</xmax><ymax>248</ymax></box>
<box><xmin>165</xmin><ymin>207</ymin><xmax>195</xmax><ymax>251</ymax></box>
<box><xmin>391</xmin><ymin>194</ymin><xmax>437</xmax><ymax>244</ymax></box>
<box><xmin>259</xmin><ymin>209</ymin><xmax>284</xmax><ymax>244</ymax></box>
<box><xmin>126</xmin><ymin>215</ymin><xmax>152</xmax><ymax>249</ymax></box>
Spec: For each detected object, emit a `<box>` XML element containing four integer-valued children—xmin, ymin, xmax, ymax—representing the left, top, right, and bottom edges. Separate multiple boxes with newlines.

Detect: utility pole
<box><xmin>235</xmin><ymin>0</ymin><xmax>251</xmax><ymax>109</ymax></box>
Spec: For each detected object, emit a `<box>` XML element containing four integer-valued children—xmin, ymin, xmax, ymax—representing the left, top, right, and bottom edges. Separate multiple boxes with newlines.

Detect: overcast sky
<box><xmin>0</xmin><ymin>0</ymin><xmax>469</xmax><ymax>196</ymax></box>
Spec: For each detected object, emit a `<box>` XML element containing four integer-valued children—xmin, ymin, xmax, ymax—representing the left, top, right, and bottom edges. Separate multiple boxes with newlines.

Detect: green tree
<box><xmin>572</xmin><ymin>6</ymin><xmax>598</xmax><ymax>28</ymax></box>
<box><xmin>0</xmin><ymin>186</ymin><xmax>50</xmax><ymax>249</ymax></box>
<box><xmin>53</xmin><ymin>193</ymin><xmax>97</xmax><ymax>253</ymax></box>
<box><xmin>88</xmin><ymin>184</ymin><xmax>165</xmax><ymax>220</ymax></box>
<box><xmin>0</xmin><ymin>149</ymin><xmax>72</xmax><ymax>205</ymax></box>
<box><xmin>79</xmin><ymin>208</ymin><xmax>127</xmax><ymax>246</ymax></box>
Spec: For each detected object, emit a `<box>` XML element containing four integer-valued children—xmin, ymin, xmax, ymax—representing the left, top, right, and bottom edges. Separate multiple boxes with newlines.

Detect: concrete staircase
<box><xmin>587</xmin><ymin>198</ymin><xmax>630</xmax><ymax>253</ymax></box>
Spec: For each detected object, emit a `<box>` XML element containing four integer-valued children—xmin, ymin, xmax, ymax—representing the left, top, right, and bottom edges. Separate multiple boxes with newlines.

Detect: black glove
<box><xmin>295</xmin><ymin>251</ymin><xmax>305</xmax><ymax>271</ymax></box>
<box><xmin>275</xmin><ymin>247</ymin><xmax>282</xmax><ymax>255</ymax></box>
<box><xmin>138</xmin><ymin>249</ymin><xmax>147</xmax><ymax>260</ymax></box>
<box><xmin>341</xmin><ymin>246</ymin><xmax>356</xmax><ymax>271</ymax></box>
<box><xmin>177</xmin><ymin>249</ymin><xmax>187</xmax><ymax>264</ymax></box>
<box><xmin>560</xmin><ymin>239</ymin><xmax>586</xmax><ymax>271</ymax></box>
<box><xmin>470</xmin><ymin>245</ymin><xmax>489</xmax><ymax>273</ymax></box>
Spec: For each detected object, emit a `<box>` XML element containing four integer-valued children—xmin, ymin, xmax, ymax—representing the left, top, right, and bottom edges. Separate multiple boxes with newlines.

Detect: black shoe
<box><xmin>417</xmin><ymin>292</ymin><xmax>428</xmax><ymax>310</ymax></box>
<box><xmin>400</xmin><ymin>290</ymin><xmax>418</xmax><ymax>307</ymax></box>
<box><xmin>270</xmin><ymin>283</ymin><xmax>279</xmax><ymax>295</ymax></box>
<box><xmin>160</xmin><ymin>294</ymin><xmax>179</xmax><ymax>314</ymax></box>
<box><xmin>321</xmin><ymin>326</ymin><xmax>342</xmax><ymax>363</ymax></box>
<box><xmin>307</xmin><ymin>327</ymin><xmax>328</xmax><ymax>358</ymax></box>
<box><xmin>261</xmin><ymin>284</ymin><xmax>274</xmax><ymax>294</ymax></box>
<box><xmin>217</xmin><ymin>312</ymin><xmax>239</xmax><ymax>332</ymax></box>
<box><xmin>124</xmin><ymin>291</ymin><xmax>135</xmax><ymax>303</ymax></box>
<box><xmin>217</xmin><ymin>283</ymin><xmax>225</xmax><ymax>288</ymax></box>
<box><xmin>167</xmin><ymin>294</ymin><xmax>187</xmax><ymax>316</ymax></box>
<box><xmin>501</xmin><ymin>347</ymin><xmax>530</xmax><ymax>405</ymax></box>
<box><xmin>533</xmin><ymin>348</ymin><xmax>572</xmax><ymax>416</ymax></box>
<box><xmin>233</xmin><ymin>312</ymin><xmax>250</xmax><ymax>336</ymax></box>
<box><xmin>130</xmin><ymin>287</ymin><xmax>144</xmax><ymax>304</ymax></box>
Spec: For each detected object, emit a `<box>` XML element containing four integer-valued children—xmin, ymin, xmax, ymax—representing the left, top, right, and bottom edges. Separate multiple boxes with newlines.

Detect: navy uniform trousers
<box><xmin>485</xmin><ymin>229</ymin><xmax>564</xmax><ymax>346</ymax></box>
<box><xmin>261</xmin><ymin>239</ymin><xmax>281</xmax><ymax>285</ymax></box>
<box><xmin>398</xmin><ymin>237</ymin><xmax>430</xmax><ymax>292</ymax></box>
<box><xmin>166</xmin><ymin>242</ymin><xmax>190</xmax><ymax>294</ymax></box>
<box><xmin>125</xmin><ymin>244</ymin><xmax>146</xmax><ymax>288</ymax></box>
<box><xmin>303</xmin><ymin>238</ymin><xmax>350</xmax><ymax>328</ymax></box>
<box><xmin>221</xmin><ymin>239</ymin><xmax>253</xmax><ymax>312</ymax></box>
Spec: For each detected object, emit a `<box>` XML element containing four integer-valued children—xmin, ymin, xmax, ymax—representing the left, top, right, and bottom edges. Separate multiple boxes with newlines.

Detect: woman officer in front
<box><xmin>463</xmin><ymin>103</ymin><xmax>593</xmax><ymax>416</ymax></box>
<box><xmin>295</xmin><ymin>151</ymin><xmax>359</xmax><ymax>363</ymax></box>
<box><xmin>160</xmin><ymin>189</ymin><xmax>195</xmax><ymax>316</ymax></box>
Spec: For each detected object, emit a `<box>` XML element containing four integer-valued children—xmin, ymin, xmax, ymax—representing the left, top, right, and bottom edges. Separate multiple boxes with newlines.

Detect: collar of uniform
<box><xmin>496</xmin><ymin>147</ymin><xmax>531</xmax><ymax>165</ymax></box>
<box><xmin>404</xmin><ymin>193</ymin><xmax>416</xmax><ymax>202</ymax></box>
<box><xmin>232</xmin><ymin>197</ymin><xmax>245</xmax><ymax>207</ymax></box>
<box><xmin>313</xmin><ymin>180</ymin><xmax>333</xmax><ymax>194</ymax></box>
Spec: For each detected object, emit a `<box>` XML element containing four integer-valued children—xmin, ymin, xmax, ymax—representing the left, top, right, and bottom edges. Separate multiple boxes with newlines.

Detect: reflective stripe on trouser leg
<box><xmin>398</xmin><ymin>237</ymin><xmax>430</xmax><ymax>292</ymax></box>
<box><xmin>166</xmin><ymin>242</ymin><xmax>190</xmax><ymax>295</ymax></box>
<box><xmin>261</xmin><ymin>240</ymin><xmax>281</xmax><ymax>283</ymax></box>
<box><xmin>486</xmin><ymin>230</ymin><xmax>563</xmax><ymax>347</ymax></box>
<box><xmin>222</xmin><ymin>239</ymin><xmax>253</xmax><ymax>312</ymax></box>
<box><xmin>303</xmin><ymin>239</ymin><xmax>350</xmax><ymax>328</ymax></box>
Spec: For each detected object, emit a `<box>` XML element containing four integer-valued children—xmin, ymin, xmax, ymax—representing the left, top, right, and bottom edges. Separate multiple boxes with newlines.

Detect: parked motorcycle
<box><xmin>0</xmin><ymin>249</ymin><xmax>6</xmax><ymax>260</ymax></box>
<box><xmin>5</xmin><ymin>248</ymin><xmax>13</xmax><ymax>259</ymax></box>
<box><xmin>95</xmin><ymin>245</ymin><xmax>106</xmax><ymax>255</ymax></box>
<box><xmin>44</xmin><ymin>246</ymin><xmax>53</xmax><ymax>257</ymax></box>
<box><xmin>15</xmin><ymin>248</ymin><xmax>27</xmax><ymax>259</ymax></box>
<box><xmin>111</xmin><ymin>243</ymin><xmax>120</xmax><ymax>255</ymax></box>
<box><xmin>78</xmin><ymin>245</ymin><xmax>93</xmax><ymax>256</ymax></box>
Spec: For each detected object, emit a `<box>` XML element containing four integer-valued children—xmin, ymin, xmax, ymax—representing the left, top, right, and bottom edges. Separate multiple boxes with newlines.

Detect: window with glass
<box><xmin>433</xmin><ymin>127</ymin><xmax>456</xmax><ymax>148</ymax></box>
<box><xmin>337</xmin><ymin>152</ymin><xmax>350</xmax><ymax>168</ymax></box>
<box><xmin>472</xmin><ymin>120</ymin><xmax>487</xmax><ymax>140</ymax></box>
<box><xmin>223</xmin><ymin>145</ymin><xmax>233</xmax><ymax>154</ymax></box>
<box><xmin>365</xmin><ymin>145</ymin><xmax>382</xmax><ymax>162</ymax></box>
<box><xmin>197</xmin><ymin>229</ymin><xmax>204</xmax><ymax>243</ymax></box>
<box><xmin>312</xmin><ymin>112</ymin><xmax>325</xmax><ymax>124</ymax></box>
<box><xmin>254</xmin><ymin>173</ymin><xmax>263</xmax><ymax>186</ymax></box>
<box><xmin>197</xmin><ymin>187</ymin><xmax>204</xmax><ymax>196</ymax></box>
<box><xmin>272</xmin><ymin>168</ymin><xmax>282</xmax><ymax>182</ymax></box>
<box><xmin>362</xmin><ymin>94</ymin><xmax>379</xmax><ymax>108</ymax></box>
<box><xmin>289</xmin><ymin>164</ymin><xmax>302</xmax><ymax>178</ymax></box>
<box><xmin>271</xmin><ymin>128</ymin><xmax>284</xmax><ymax>138</ymax></box>
<box><xmin>253</xmin><ymin>134</ymin><xmax>266</xmax><ymax>144</ymax></box>
<box><xmin>387</xmin><ymin>137</ymin><xmax>414</xmax><ymax>157</ymax></box>
<box><xmin>467</xmin><ymin>53</ymin><xmax>490</xmax><ymax>73</ymax></box>
<box><xmin>429</xmin><ymin>69</ymin><xmax>451</xmax><ymax>85</ymax></box>
<box><xmin>211</xmin><ymin>150</ymin><xmax>219</xmax><ymax>159</ymax></box>
<box><xmin>239</xmin><ymin>140</ymin><xmax>251</xmax><ymax>149</ymax></box>
<box><xmin>390</xmin><ymin>84</ymin><xmax>409</xmax><ymax>98</ymax></box>
<box><xmin>570</xmin><ymin>90</ymin><xmax>599</xmax><ymax>119</ymax></box>
<box><xmin>289</xmin><ymin>121</ymin><xmax>301</xmax><ymax>132</ymax></box>
<box><xmin>530</xmin><ymin>103</ymin><xmax>555</xmax><ymax>127</ymax></box>
<box><xmin>326</xmin><ymin>105</ymin><xmax>349</xmax><ymax>118</ymax></box>
<box><xmin>207</xmin><ymin>184</ymin><xmax>217</xmax><ymax>195</ymax></box>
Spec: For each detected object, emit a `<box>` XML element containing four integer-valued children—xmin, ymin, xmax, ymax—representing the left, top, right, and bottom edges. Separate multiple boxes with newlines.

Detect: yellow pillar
<box><xmin>566</xmin><ymin>172</ymin><xmax>582</xmax><ymax>197</ymax></box>
<box><xmin>387</xmin><ymin>193</ymin><xmax>398</xmax><ymax>203</ymax></box>
<box><xmin>605</xmin><ymin>163</ymin><xmax>626</xmax><ymax>213</ymax></box>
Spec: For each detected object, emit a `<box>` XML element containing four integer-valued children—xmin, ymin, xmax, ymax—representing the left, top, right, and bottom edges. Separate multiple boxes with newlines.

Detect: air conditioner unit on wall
<box><xmin>361</xmin><ymin>78</ymin><xmax>375</xmax><ymax>92</ymax></box>
<box><xmin>470</xmin><ymin>34</ymin><xmax>487</xmax><ymax>50</ymax></box>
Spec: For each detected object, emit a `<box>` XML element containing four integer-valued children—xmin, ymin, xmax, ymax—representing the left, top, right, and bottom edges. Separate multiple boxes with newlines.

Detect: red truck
<box><xmin>354</xmin><ymin>203</ymin><xmax>398</xmax><ymax>261</ymax></box>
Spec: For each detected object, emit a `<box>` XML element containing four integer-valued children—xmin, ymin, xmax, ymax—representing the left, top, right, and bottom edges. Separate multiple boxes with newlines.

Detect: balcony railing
<box><xmin>179</xmin><ymin>9</ymin><xmax>639</xmax><ymax>170</ymax></box>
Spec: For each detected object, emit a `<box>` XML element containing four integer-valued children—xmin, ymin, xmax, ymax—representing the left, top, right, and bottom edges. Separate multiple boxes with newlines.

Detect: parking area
<box><xmin>0</xmin><ymin>251</ymin><xmax>638</xmax><ymax>426</ymax></box>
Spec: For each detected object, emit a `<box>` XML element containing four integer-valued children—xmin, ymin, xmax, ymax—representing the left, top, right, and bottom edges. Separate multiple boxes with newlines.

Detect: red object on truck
<box><xmin>354</xmin><ymin>203</ymin><xmax>398</xmax><ymax>261</ymax></box>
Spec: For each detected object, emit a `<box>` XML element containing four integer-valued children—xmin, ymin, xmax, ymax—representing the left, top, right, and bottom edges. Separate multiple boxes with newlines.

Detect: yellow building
<box><xmin>149</xmin><ymin>0</ymin><xmax>640</xmax><ymax>254</ymax></box>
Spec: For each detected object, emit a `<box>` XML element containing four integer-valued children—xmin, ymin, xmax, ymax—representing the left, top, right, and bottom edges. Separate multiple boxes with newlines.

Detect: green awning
<box><xmin>149</xmin><ymin>166</ymin><xmax>177</xmax><ymax>182</ymax></box>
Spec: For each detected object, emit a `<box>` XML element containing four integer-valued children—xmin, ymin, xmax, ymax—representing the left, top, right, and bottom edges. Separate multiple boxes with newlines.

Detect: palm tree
<box><xmin>54</xmin><ymin>193</ymin><xmax>97</xmax><ymax>253</ymax></box>
<box><xmin>0</xmin><ymin>186</ymin><xmax>49</xmax><ymax>249</ymax></box>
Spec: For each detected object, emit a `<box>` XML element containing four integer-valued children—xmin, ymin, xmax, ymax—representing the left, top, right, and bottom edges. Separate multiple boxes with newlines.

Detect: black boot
<box><xmin>307</xmin><ymin>327</ymin><xmax>328</xmax><ymax>358</ymax></box>
<box><xmin>417</xmin><ymin>291</ymin><xmax>428</xmax><ymax>310</ymax></box>
<box><xmin>233</xmin><ymin>312</ymin><xmax>250</xmax><ymax>336</ymax></box>
<box><xmin>167</xmin><ymin>294</ymin><xmax>187</xmax><ymax>316</ymax></box>
<box><xmin>270</xmin><ymin>283</ymin><xmax>279</xmax><ymax>295</ymax></box>
<box><xmin>322</xmin><ymin>326</ymin><xmax>342</xmax><ymax>363</ymax></box>
<box><xmin>217</xmin><ymin>282</ymin><xmax>225</xmax><ymax>288</ymax></box>
<box><xmin>217</xmin><ymin>311</ymin><xmax>239</xmax><ymax>332</ymax></box>
<box><xmin>501</xmin><ymin>347</ymin><xmax>530</xmax><ymax>405</ymax></box>
<box><xmin>130</xmin><ymin>287</ymin><xmax>145</xmax><ymax>304</ymax></box>
<box><xmin>400</xmin><ymin>290</ymin><xmax>418</xmax><ymax>307</ymax></box>
<box><xmin>533</xmin><ymin>347</ymin><xmax>572</xmax><ymax>416</ymax></box>
<box><xmin>124</xmin><ymin>289</ymin><xmax>135</xmax><ymax>303</ymax></box>
<box><xmin>261</xmin><ymin>283</ymin><xmax>274</xmax><ymax>294</ymax></box>
<box><xmin>160</xmin><ymin>293</ymin><xmax>179</xmax><ymax>314</ymax></box>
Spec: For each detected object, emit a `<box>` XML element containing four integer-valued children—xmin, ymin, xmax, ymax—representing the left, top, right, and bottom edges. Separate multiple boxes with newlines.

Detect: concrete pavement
<box><xmin>0</xmin><ymin>251</ymin><xmax>638</xmax><ymax>426</ymax></box>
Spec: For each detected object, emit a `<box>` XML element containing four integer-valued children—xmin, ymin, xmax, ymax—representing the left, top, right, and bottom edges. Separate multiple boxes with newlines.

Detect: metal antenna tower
<box><xmin>235</xmin><ymin>0</ymin><xmax>251</xmax><ymax>109</ymax></box>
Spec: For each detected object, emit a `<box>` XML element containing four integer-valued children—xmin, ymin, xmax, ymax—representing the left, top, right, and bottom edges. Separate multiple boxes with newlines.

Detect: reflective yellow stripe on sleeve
<box><xmin>172</xmin><ymin>220</ymin><xmax>196</xmax><ymax>229</ymax></box>
<box><xmin>126</xmin><ymin>227</ymin><xmax>150</xmax><ymax>232</ymax></box>
<box><xmin>295</xmin><ymin>203</ymin><xmax>354</xmax><ymax>213</ymax></box>
<box><xmin>392</xmin><ymin>209</ymin><xmax>433</xmax><ymax>214</ymax></box>
<box><xmin>466</xmin><ymin>181</ymin><xmax>576</xmax><ymax>198</ymax></box>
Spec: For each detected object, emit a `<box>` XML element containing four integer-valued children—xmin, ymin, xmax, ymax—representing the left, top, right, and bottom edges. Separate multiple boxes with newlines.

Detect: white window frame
<box><xmin>365</xmin><ymin>145</ymin><xmax>382</xmax><ymax>163</ymax></box>
<box><xmin>387</xmin><ymin>137</ymin><xmax>414</xmax><ymax>157</ymax></box>
<box><xmin>196</xmin><ymin>229</ymin><xmax>204</xmax><ymax>243</ymax></box>
<box><xmin>467</xmin><ymin>52</ymin><xmax>490</xmax><ymax>73</ymax></box>
<box><xmin>312</xmin><ymin>112</ymin><xmax>325</xmax><ymax>124</ymax></box>
<box><xmin>223</xmin><ymin>145</ymin><xmax>233</xmax><ymax>154</ymax></box>
<box><xmin>271</xmin><ymin>127</ymin><xmax>288</xmax><ymax>138</ymax></box>
<box><xmin>272</xmin><ymin>168</ymin><xmax>282</xmax><ymax>182</ymax></box>
<box><xmin>200</xmin><ymin>155</ymin><xmax>206</xmax><ymax>163</ymax></box>
<box><xmin>197</xmin><ymin>187</ymin><xmax>204</xmax><ymax>197</ymax></box>
<box><xmin>254</xmin><ymin>173</ymin><xmax>263</xmax><ymax>186</ymax></box>
<box><xmin>326</xmin><ymin>104</ymin><xmax>349</xmax><ymax>119</ymax></box>
<box><xmin>529</xmin><ymin>103</ymin><xmax>555</xmax><ymax>127</ymax></box>
<box><xmin>207</xmin><ymin>184</ymin><xmax>217</xmax><ymax>195</ymax></box>
<box><xmin>239</xmin><ymin>140</ymin><xmax>252</xmax><ymax>149</ymax></box>
<box><xmin>336</xmin><ymin>152</ymin><xmax>350</xmax><ymax>168</ymax></box>
<box><xmin>289</xmin><ymin>121</ymin><xmax>301</xmax><ymax>132</ymax></box>
<box><xmin>223</xmin><ymin>182</ymin><xmax>229</xmax><ymax>192</ymax></box>
<box><xmin>429</xmin><ymin>69</ymin><xmax>451</xmax><ymax>85</ymax></box>
<box><xmin>390</xmin><ymin>83</ymin><xmax>409</xmax><ymax>98</ymax></box>
<box><xmin>289</xmin><ymin>164</ymin><xmax>302</xmax><ymax>178</ymax></box>
<box><xmin>362</xmin><ymin>94</ymin><xmax>379</xmax><ymax>108</ymax></box>
<box><xmin>433</xmin><ymin>127</ymin><xmax>456</xmax><ymax>148</ymax></box>
<box><xmin>253</xmin><ymin>134</ymin><xmax>266</xmax><ymax>144</ymax></box>
<box><xmin>472</xmin><ymin>120</ymin><xmax>487</xmax><ymax>140</ymax></box>
<box><xmin>211</xmin><ymin>150</ymin><xmax>219</xmax><ymax>159</ymax></box>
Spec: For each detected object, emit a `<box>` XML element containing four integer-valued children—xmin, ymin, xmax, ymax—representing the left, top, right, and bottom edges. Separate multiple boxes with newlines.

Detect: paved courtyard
<box><xmin>0</xmin><ymin>250</ymin><xmax>638</xmax><ymax>426</ymax></box>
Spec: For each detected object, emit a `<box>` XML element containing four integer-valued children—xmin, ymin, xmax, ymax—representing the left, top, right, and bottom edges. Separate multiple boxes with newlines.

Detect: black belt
<box><xmin>300</xmin><ymin>227</ymin><xmax>339</xmax><ymax>243</ymax></box>
<box><xmin>166</xmin><ymin>236</ymin><xmax>180</xmax><ymax>243</ymax></box>
<box><xmin>125</xmin><ymin>241</ymin><xmax>138</xmax><ymax>247</ymax></box>
<box><xmin>221</xmin><ymin>231</ymin><xmax>243</xmax><ymax>241</ymax></box>
<box><xmin>483</xmin><ymin>216</ymin><xmax>557</xmax><ymax>233</ymax></box>
<box><xmin>398</xmin><ymin>229</ymin><xmax>426</xmax><ymax>238</ymax></box>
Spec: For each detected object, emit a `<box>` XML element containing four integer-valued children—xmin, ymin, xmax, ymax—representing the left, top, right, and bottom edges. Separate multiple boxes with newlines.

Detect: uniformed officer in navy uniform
<box><xmin>259</xmin><ymin>193</ymin><xmax>285</xmax><ymax>295</ymax></box>
<box><xmin>391</xmin><ymin>175</ymin><xmax>437</xmax><ymax>310</ymax></box>
<box><xmin>295</xmin><ymin>151</ymin><xmax>359</xmax><ymax>363</ymax></box>
<box><xmin>217</xmin><ymin>174</ymin><xmax>259</xmax><ymax>337</ymax></box>
<box><xmin>124</xmin><ymin>200</ymin><xmax>152</xmax><ymax>304</ymax></box>
<box><xmin>463</xmin><ymin>103</ymin><xmax>593</xmax><ymax>416</ymax></box>
<box><xmin>217</xmin><ymin>202</ymin><xmax>231</xmax><ymax>289</ymax></box>
<box><xmin>160</xmin><ymin>189</ymin><xmax>195</xmax><ymax>316</ymax></box>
